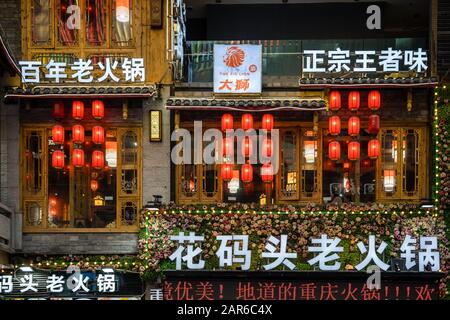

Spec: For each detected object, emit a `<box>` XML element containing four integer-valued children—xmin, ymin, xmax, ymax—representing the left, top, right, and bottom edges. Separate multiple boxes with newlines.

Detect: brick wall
<box><xmin>142</xmin><ymin>88</ymin><xmax>171</xmax><ymax>204</ymax></box>
<box><xmin>22</xmin><ymin>233</ymin><xmax>138</xmax><ymax>254</ymax></box>
<box><xmin>0</xmin><ymin>0</ymin><xmax>21</xmax><ymax>60</ymax></box>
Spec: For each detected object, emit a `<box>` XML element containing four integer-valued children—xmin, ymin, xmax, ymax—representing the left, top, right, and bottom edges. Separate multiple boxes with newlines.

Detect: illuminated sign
<box><xmin>214</xmin><ymin>44</ymin><xmax>262</xmax><ymax>94</ymax></box>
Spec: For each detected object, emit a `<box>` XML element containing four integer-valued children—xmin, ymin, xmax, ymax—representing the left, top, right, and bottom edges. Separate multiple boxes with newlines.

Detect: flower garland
<box><xmin>139</xmin><ymin>209</ymin><xmax>449</xmax><ymax>298</ymax></box>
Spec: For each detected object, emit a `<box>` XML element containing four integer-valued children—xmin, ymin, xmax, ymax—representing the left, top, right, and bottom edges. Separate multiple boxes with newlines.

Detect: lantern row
<box><xmin>53</xmin><ymin>100</ymin><xmax>105</xmax><ymax>120</ymax></box>
<box><xmin>328</xmin><ymin>140</ymin><xmax>379</xmax><ymax>161</ymax></box>
<box><xmin>221</xmin><ymin>113</ymin><xmax>274</xmax><ymax>184</ymax></box>
<box><xmin>328</xmin><ymin>115</ymin><xmax>380</xmax><ymax>136</ymax></box>
<box><xmin>329</xmin><ymin>90</ymin><xmax>381</xmax><ymax>111</ymax></box>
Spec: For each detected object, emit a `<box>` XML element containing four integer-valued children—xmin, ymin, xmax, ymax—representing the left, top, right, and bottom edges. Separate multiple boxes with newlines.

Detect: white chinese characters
<box><xmin>302</xmin><ymin>48</ymin><xmax>428</xmax><ymax>73</ymax></box>
<box><xmin>19</xmin><ymin>58</ymin><xmax>146</xmax><ymax>84</ymax></box>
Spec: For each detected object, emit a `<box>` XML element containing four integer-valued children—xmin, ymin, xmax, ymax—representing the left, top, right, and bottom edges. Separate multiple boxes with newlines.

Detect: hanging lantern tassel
<box><xmin>72</xmin><ymin>101</ymin><xmax>85</xmax><ymax>120</ymax></box>
<box><xmin>348</xmin><ymin>141</ymin><xmax>360</xmax><ymax>161</ymax></box>
<box><xmin>52</xmin><ymin>125</ymin><xmax>65</xmax><ymax>144</ymax></box>
<box><xmin>241</xmin><ymin>114</ymin><xmax>254</xmax><ymax>131</ymax></box>
<box><xmin>221</xmin><ymin>114</ymin><xmax>233</xmax><ymax>131</ymax></box>
<box><xmin>328</xmin><ymin>141</ymin><xmax>341</xmax><ymax>161</ymax></box>
<box><xmin>241</xmin><ymin>164</ymin><xmax>253</xmax><ymax>183</ymax></box>
<box><xmin>368</xmin><ymin>90</ymin><xmax>381</xmax><ymax>110</ymax></box>
<box><xmin>221</xmin><ymin>163</ymin><xmax>233</xmax><ymax>181</ymax></box>
<box><xmin>92</xmin><ymin>100</ymin><xmax>105</xmax><ymax>120</ymax></box>
<box><xmin>92</xmin><ymin>150</ymin><xmax>105</xmax><ymax>170</ymax></box>
<box><xmin>329</xmin><ymin>91</ymin><xmax>341</xmax><ymax>111</ymax></box>
<box><xmin>72</xmin><ymin>125</ymin><xmax>85</xmax><ymax>144</ymax></box>
<box><xmin>368</xmin><ymin>139</ymin><xmax>380</xmax><ymax>159</ymax></box>
<box><xmin>52</xmin><ymin>150</ymin><xmax>65</xmax><ymax>169</ymax></box>
<box><xmin>92</xmin><ymin>126</ymin><xmax>105</xmax><ymax>144</ymax></box>
<box><xmin>262</xmin><ymin>114</ymin><xmax>274</xmax><ymax>131</ymax></box>
<box><xmin>328</xmin><ymin>116</ymin><xmax>341</xmax><ymax>136</ymax></box>
<box><xmin>91</xmin><ymin>180</ymin><xmax>99</xmax><ymax>192</ymax></box>
<box><xmin>348</xmin><ymin>91</ymin><xmax>360</xmax><ymax>111</ymax></box>
<box><xmin>72</xmin><ymin>149</ymin><xmax>85</xmax><ymax>168</ymax></box>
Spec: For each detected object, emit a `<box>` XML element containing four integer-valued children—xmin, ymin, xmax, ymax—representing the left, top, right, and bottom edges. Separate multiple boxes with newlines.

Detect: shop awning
<box><xmin>4</xmin><ymin>85</ymin><xmax>157</xmax><ymax>101</ymax></box>
<box><xmin>298</xmin><ymin>77</ymin><xmax>438</xmax><ymax>89</ymax></box>
<box><xmin>166</xmin><ymin>97</ymin><xmax>326</xmax><ymax>112</ymax></box>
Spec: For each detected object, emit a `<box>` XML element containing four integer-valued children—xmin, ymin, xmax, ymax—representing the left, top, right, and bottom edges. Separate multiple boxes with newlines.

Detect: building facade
<box><xmin>0</xmin><ymin>0</ymin><xmax>448</xmax><ymax>300</ymax></box>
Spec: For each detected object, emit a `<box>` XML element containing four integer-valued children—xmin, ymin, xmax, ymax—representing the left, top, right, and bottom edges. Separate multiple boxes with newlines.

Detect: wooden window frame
<box><xmin>376</xmin><ymin>126</ymin><xmax>428</xmax><ymax>202</ymax></box>
<box><xmin>21</xmin><ymin>124</ymin><xmax>142</xmax><ymax>233</ymax></box>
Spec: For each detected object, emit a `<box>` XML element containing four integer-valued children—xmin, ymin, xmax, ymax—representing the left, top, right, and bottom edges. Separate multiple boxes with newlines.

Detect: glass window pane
<box><xmin>57</xmin><ymin>0</ymin><xmax>79</xmax><ymax>46</ymax></box>
<box><xmin>121</xmin><ymin>131</ymin><xmax>137</xmax><ymax>165</ymax></box>
<box><xmin>26</xmin><ymin>202</ymin><xmax>42</xmax><ymax>227</ymax></box>
<box><xmin>280</xmin><ymin>131</ymin><xmax>298</xmax><ymax>199</ymax></box>
<box><xmin>112</xmin><ymin>0</ymin><xmax>132</xmax><ymax>46</ymax></box>
<box><xmin>301</xmin><ymin>130</ymin><xmax>317</xmax><ymax>197</ymax></box>
<box><xmin>32</xmin><ymin>0</ymin><xmax>51</xmax><ymax>45</ymax></box>
<box><xmin>202</xmin><ymin>164</ymin><xmax>218</xmax><ymax>198</ymax></box>
<box><xmin>381</xmin><ymin>130</ymin><xmax>398</xmax><ymax>196</ymax></box>
<box><xmin>86</xmin><ymin>0</ymin><xmax>106</xmax><ymax>46</ymax></box>
<box><xmin>47</xmin><ymin>128</ymin><xmax>117</xmax><ymax>228</ymax></box>
<box><xmin>25</xmin><ymin>131</ymin><xmax>43</xmax><ymax>194</ymax></box>
<box><xmin>403</xmin><ymin>129</ymin><xmax>419</xmax><ymax>195</ymax></box>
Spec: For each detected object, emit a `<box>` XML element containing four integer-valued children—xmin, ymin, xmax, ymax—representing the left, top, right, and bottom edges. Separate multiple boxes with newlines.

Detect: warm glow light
<box><xmin>221</xmin><ymin>114</ymin><xmax>233</xmax><ymax>131</ymax></box>
<box><xmin>241</xmin><ymin>164</ymin><xmax>253</xmax><ymax>183</ymax></box>
<box><xmin>241</xmin><ymin>114</ymin><xmax>254</xmax><ymax>131</ymax></box>
<box><xmin>116</xmin><ymin>0</ymin><xmax>130</xmax><ymax>23</ymax></box>
<box><xmin>348</xmin><ymin>141</ymin><xmax>360</xmax><ymax>161</ymax></box>
<box><xmin>368</xmin><ymin>139</ymin><xmax>380</xmax><ymax>159</ymax></box>
<box><xmin>91</xmin><ymin>180</ymin><xmax>99</xmax><ymax>192</ymax></box>
<box><xmin>368</xmin><ymin>90</ymin><xmax>381</xmax><ymax>110</ymax></box>
<box><xmin>221</xmin><ymin>163</ymin><xmax>233</xmax><ymax>181</ymax></box>
<box><xmin>383</xmin><ymin>169</ymin><xmax>396</xmax><ymax>192</ymax></box>
<box><xmin>92</xmin><ymin>150</ymin><xmax>105</xmax><ymax>170</ymax></box>
<box><xmin>262</xmin><ymin>137</ymin><xmax>272</xmax><ymax>157</ymax></box>
<box><xmin>52</xmin><ymin>125</ymin><xmax>65</xmax><ymax>144</ymax></box>
<box><xmin>241</xmin><ymin>137</ymin><xmax>253</xmax><ymax>157</ymax></box>
<box><xmin>72</xmin><ymin>101</ymin><xmax>84</xmax><ymax>120</ymax></box>
<box><xmin>348</xmin><ymin>91</ymin><xmax>360</xmax><ymax>111</ymax></box>
<box><xmin>262</xmin><ymin>114</ymin><xmax>274</xmax><ymax>131</ymax></box>
<box><xmin>329</xmin><ymin>91</ymin><xmax>341</xmax><ymax>111</ymax></box>
<box><xmin>328</xmin><ymin>116</ymin><xmax>341</xmax><ymax>136</ymax></box>
<box><xmin>72</xmin><ymin>149</ymin><xmax>85</xmax><ymax>168</ymax></box>
<box><xmin>52</xmin><ymin>150</ymin><xmax>65</xmax><ymax>169</ymax></box>
<box><xmin>92</xmin><ymin>126</ymin><xmax>105</xmax><ymax>145</ymax></box>
<box><xmin>222</xmin><ymin>137</ymin><xmax>233</xmax><ymax>157</ymax></box>
<box><xmin>328</xmin><ymin>141</ymin><xmax>340</xmax><ymax>161</ymax></box>
<box><xmin>72</xmin><ymin>125</ymin><xmax>85</xmax><ymax>144</ymax></box>
<box><xmin>348</xmin><ymin>116</ymin><xmax>360</xmax><ymax>136</ymax></box>
<box><xmin>92</xmin><ymin>100</ymin><xmax>105</xmax><ymax>120</ymax></box>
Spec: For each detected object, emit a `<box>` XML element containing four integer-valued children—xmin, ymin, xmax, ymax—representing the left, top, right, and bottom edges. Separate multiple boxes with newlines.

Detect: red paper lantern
<box><xmin>221</xmin><ymin>163</ymin><xmax>233</xmax><ymax>181</ymax></box>
<box><xmin>368</xmin><ymin>139</ymin><xmax>380</xmax><ymax>159</ymax></box>
<box><xmin>262</xmin><ymin>114</ymin><xmax>274</xmax><ymax>131</ymax></box>
<box><xmin>348</xmin><ymin>116</ymin><xmax>360</xmax><ymax>137</ymax></box>
<box><xmin>328</xmin><ymin>116</ymin><xmax>341</xmax><ymax>136</ymax></box>
<box><xmin>92</xmin><ymin>126</ymin><xmax>105</xmax><ymax>145</ymax></box>
<box><xmin>348</xmin><ymin>91</ymin><xmax>360</xmax><ymax>111</ymax></box>
<box><xmin>92</xmin><ymin>100</ymin><xmax>105</xmax><ymax>120</ymax></box>
<box><xmin>72</xmin><ymin>101</ymin><xmax>84</xmax><ymax>120</ymax></box>
<box><xmin>72</xmin><ymin>149</ymin><xmax>85</xmax><ymax>167</ymax></box>
<box><xmin>328</xmin><ymin>141</ymin><xmax>341</xmax><ymax>161</ymax></box>
<box><xmin>52</xmin><ymin>125</ymin><xmax>65</xmax><ymax>144</ymax></box>
<box><xmin>262</xmin><ymin>137</ymin><xmax>272</xmax><ymax>157</ymax></box>
<box><xmin>52</xmin><ymin>102</ymin><xmax>65</xmax><ymax>119</ymax></box>
<box><xmin>348</xmin><ymin>141</ymin><xmax>360</xmax><ymax>161</ymax></box>
<box><xmin>221</xmin><ymin>114</ymin><xmax>233</xmax><ymax>131</ymax></box>
<box><xmin>241</xmin><ymin>114</ymin><xmax>253</xmax><ymax>131</ymax></box>
<box><xmin>52</xmin><ymin>150</ymin><xmax>65</xmax><ymax>169</ymax></box>
<box><xmin>241</xmin><ymin>137</ymin><xmax>253</xmax><ymax>157</ymax></box>
<box><xmin>90</xmin><ymin>180</ymin><xmax>99</xmax><ymax>192</ymax></box>
<box><xmin>72</xmin><ymin>125</ymin><xmax>85</xmax><ymax>144</ymax></box>
<box><xmin>241</xmin><ymin>164</ymin><xmax>253</xmax><ymax>183</ymax></box>
<box><xmin>329</xmin><ymin>91</ymin><xmax>341</xmax><ymax>111</ymax></box>
<box><xmin>261</xmin><ymin>163</ymin><xmax>274</xmax><ymax>183</ymax></box>
<box><xmin>368</xmin><ymin>115</ymin><xmax>380</xmax><ymax>135</ymax></box>
<box><xmin>368</xmin><ymin>90</ymin><xmax>381</xmax><ymax>110</ymax></box>
<box><xmin>92</xmin><ymin>150</ymin><xmax>105</xmax><ymax>169</ymax></box>
<box><xmin>222</xmin><ymin>137</ymin><xmax>233</xmax><ymax>157</ymax></box>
